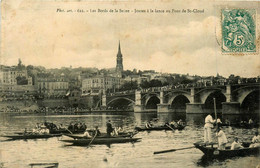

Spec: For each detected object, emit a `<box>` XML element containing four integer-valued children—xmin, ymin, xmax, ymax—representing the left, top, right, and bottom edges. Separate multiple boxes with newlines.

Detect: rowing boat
<box><xmin>15</xmin><ymin>129</ymin><xmax>84</xmax><ymax>135</ymax></box>
<box><xmin>194</xmin><ymin>142</ymin><xmax>260</xmax><ymax>159</ymax></box>
<box><xmin>2</xmin><ymin>134</ymin><xmax>62</xmax><ymax>140</ymax></box>
<box><xmin>63</xmin><ymin>131</ymin><xmax>137</xmax><ymax>139</ymax></box>
<box><xmin>49</xmin><ymin>129</ymin><xmax>85</xmax><ymax>134</ymax></box>
<box><xmin>60</xmin><ymin>137</ymin><xmax>141</xmax><ymax>145</ymax></box>
<box><xmin>135</xmin><ymin>125</ymin><xmax>185</xmax><ymax>131</ymax></box>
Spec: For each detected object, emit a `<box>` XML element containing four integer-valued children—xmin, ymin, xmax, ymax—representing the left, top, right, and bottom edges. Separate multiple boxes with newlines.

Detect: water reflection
<box><xmin>0</xmin><ymin>112</ymin><xmax>259</xmax><ymax>168</ymax></box>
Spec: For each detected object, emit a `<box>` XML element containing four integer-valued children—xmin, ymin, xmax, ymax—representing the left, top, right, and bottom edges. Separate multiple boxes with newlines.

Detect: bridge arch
<box><xmin>232</xmin><ymin>85</ymin><xmax>259</xmax><ymax>104</ymax></box>
<box><xmin>240</xmin><ymin>90</ymin><xmax>259</xmax><ymax>113</ymax></box>
<box><xmin>144</xmin><ymin>95</ymin><xmax>160</xmax><ymax>109</ymax></box>
<box><xmin>168</xmin><ymin>93</ymin><xmax>191</xmax><ymax>104</ymax></box>
<box><xmin>169</xmin><ymin>94</ymin><xmax>190</xmax><ymax>111</ymax></box>
<box><xmin>106</xmin><ymin>97</ymin><xmax>135</xmax><ymax>110</ymax></box>
<box><xmin>204</xmin><ymin>90</ymin><xmax>226</xmax><ymax>110</ymax></box>
<box><xmin>198</xmin><ymin>88</ymin><xmax>226</xmax><ymax>104</ymax></box>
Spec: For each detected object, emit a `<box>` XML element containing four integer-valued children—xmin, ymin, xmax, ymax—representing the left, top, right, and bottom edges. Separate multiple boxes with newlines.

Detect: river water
<box><xmin>0</xmin><ymin>112</ymin><xmax>259</xmax><ymax>168</ymax></box>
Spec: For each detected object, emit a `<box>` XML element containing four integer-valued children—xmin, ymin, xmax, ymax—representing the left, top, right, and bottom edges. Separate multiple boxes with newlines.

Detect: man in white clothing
<box><xmin>231</xmin><ymin>137</ymin><xmax>243</xmax><ymax>150</ymax></box>
<box><xmin>249</xmin><ymin>132</ymin><xmax>260</xmax><ymax>148</ymax></box>
<box><xmin>83</xmin><ymin>129</ymin><xmax>92</xmax><ymax>138</ymax></box>
<box><xmin>216</xmin><ymin>127</ymin><xmax>228</xmax><ymax>150</ymax></box>
<box><xmin>204</xmin><ymin>113</ymin><xmax>216</xmax><ymax>144</ymax></box>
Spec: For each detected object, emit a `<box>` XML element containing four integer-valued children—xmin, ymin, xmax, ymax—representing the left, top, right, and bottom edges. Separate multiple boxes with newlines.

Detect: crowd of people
<box><xmin>28</xmin><ymin>123</ymin><xmax>50</xmax><ymax>135</ymax></box>
<box><xmin>144</xmin><ymin>118</ymin><xmax>185</xmax><ymax>129</ymax></box>
<box><xmin>81</xmin><ymin>120</ymin><xmax>124</xmax><ymax>138</ymax></box>
<box><xmin>203</xmin><ymin>113</ymin><xmax>260</xmax><ymax>150</ymax></box>
<box><xmin>68</xmin><ymin>122</ymin><xmax>87</xmax><ymax>132</ymax></box>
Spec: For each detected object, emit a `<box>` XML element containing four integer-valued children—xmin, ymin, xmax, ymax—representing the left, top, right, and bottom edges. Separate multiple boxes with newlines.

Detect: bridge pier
<box><xmin>157</xmin><ymin>104</ymin><xmax>170</xmax><ymax>113</ymax></box>
<box><xmin>186</xmin><ymin>103</ymin><xmax>204</xmax><ymax>113</ymax></box>
<box><xmin>134</xmin><ymin>90</ymin><xmax>145</xmax><ymax>112</ymax></box>
<box><xmin>222</xmin><ymin>102</ymin><xmax>240</xmax><ymax>114</ymax></box>
<box><xmin>134</xmin><ymin>105</ymin><xmax>144</xmax><ymax>112</ymax></box>
<box><xmin>157</xmin><ymin>91</ymin><xmax>170</xmax><ymax>112</ymax></box>
<box><xmin>101</xmin><ymin>94</ymin><xmax>107</xmax><ymax>109</ymax></box>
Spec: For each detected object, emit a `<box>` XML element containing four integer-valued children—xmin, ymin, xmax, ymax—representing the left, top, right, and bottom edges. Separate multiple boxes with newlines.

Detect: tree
<box><xmin>120</xmin><ymin>81</ymin><xmax>138</xmax><ymax>91</ymax></box>
<box><xmin>16</xmin><ymin>76</ymin><xmax>28</xmax><ymax>85</ymax></box>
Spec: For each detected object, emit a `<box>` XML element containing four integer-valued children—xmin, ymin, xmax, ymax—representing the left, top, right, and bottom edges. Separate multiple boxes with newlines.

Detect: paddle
<box><xmin>165</xmin><ymin>124</ymin><xmax>175</xmax><ymax>132</ymax></box>
<box><xmin>87</xmin><ymin>130</ymin><xmax>98</xmax><ymax>147</ymax></box>
<box><xmin>154</xmin><ymin>146</ymin><xmax>195</xmax><ymax>154</ymax></box>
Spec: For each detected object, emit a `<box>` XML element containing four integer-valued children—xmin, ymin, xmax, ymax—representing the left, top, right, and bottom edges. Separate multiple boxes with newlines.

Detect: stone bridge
<box><xmin>100</xmin><ymin>83</ymin><xmax>260</xmax><ymax>114</ymax></box>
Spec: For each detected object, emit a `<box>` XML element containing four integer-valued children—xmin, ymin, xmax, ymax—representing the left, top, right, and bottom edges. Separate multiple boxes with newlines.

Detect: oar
<box><xmin>154</xmin><ymin>146</ymin><xmax>195</xmax><ymax>154</ymax></box>
<box><xmin>65</xmin><ymin>128</ymin><xmax>73</xmax><ymax>134</ymax></box>
<box><xmin>87</xmin><ymin>131</ymin><xmax>98</xmax><ymax>147</ymax></box>
<box><xmin>213</xmin><ymin>98</ymin><xmax>219</xmax><ymax>148</ymax></box>
<box><xmin>213</xmin><ymin>98</ymin><xmax>218</xmax><ymax>129</ymax></box>
<box><xmin>165</xmin><ymin>124</ymin><xmax>175</xmax><ymax>132</ymax></box>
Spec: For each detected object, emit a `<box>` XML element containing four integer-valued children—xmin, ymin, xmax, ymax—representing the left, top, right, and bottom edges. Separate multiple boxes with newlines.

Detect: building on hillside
<box><xmin>68</xmin><ymin>88</ymin><xmax>82</xmax><ymax>107</ymax></box>
<box><xmin>37</xmin><ymin>74</ymin><xmax>69</xmax><ymax>98</ymax></box>
<box><xmin>82</xmin><ymin>75</ymin><xmax>121</xmax><ymax>95</ymax></box>
<box><xmin>153</xmin><ymin>76</ymin><xmax>167</xmax><ymax>83</ymax></box>
<box><xmin>123</xmin><ymin>75</ymin><xmax>150</xmax><ymax>85</ymax></box>
<box><xmin>0</xmin><ymin>60</ymin><xmax>34</xmax><ymax>96</ymax></box>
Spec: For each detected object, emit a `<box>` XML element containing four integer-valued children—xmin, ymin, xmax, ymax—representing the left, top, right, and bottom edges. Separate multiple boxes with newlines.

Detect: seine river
<box><xmin>0</xmin><ymin>112</ymin><xmax>259</xmax><ymax>168</ymax></box>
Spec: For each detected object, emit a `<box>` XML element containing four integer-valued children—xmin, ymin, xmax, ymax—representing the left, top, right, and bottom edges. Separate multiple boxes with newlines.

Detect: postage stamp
<box><xmin>221</xmin><ymin>9</ymin><xmax>256</xmax><ymax>53</ymax></box>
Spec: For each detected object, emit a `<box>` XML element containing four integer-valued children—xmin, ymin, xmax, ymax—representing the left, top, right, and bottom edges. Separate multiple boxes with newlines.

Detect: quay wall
<box><xmin>0</xmin><ymin>100</ymin><xmax>38</xmax><ymax>111</ymax></box>
<box><xmin>37</xmin><ymin>99</ymin><xmax>69</xmax><ymax>108</ymax></box>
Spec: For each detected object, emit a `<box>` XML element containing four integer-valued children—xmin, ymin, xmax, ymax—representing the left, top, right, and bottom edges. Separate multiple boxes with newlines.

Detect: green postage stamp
<box><xmin>221</xmin><ymin>9</ymin><xmax>256</xmax><ymax>53</ymax></box>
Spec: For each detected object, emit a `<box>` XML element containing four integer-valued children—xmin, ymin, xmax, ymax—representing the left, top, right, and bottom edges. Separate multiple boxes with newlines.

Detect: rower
<box><xmin>81</xmin><ymin>123</ymin><xmax>87</xmax><ymax>130</ymax></box>
<box><xmin>58</xmin><ymin>124</ymin><xmax>64</xmax><ymax>129</ymax></box>
<box><xmin>231</xmin><ymin>137</ymin><xmax>243</xmax><ymax>150</ymax></box>
<box><xmin>248</xmin><ymin>118</ymin><xmax>254</xmax><ymax>125</ymax></box>
<box><xmin>94</xmin><ymin>126</ymin><xmax>101</xmax><ymax>136</ymax></box>
<box><xmin>217</xmin><ymin>118</ymin><xmax>222</xmax><ymax>127</ymax></box>
<box><xmin>249</xmin><ymin>132</ymin><xmax>260</xmax><ymax>148</ymax></box>
<box><xmin>145</xmin><ymin>121</ymin><xmax>152</xmax><ymax>128</ymax></box>
<box><xmin>40</xmin><ymin>125</ymin><xmax>50</xmax><ymax>134</ymax></box>
<box><xmin>83</xmin><ymin>129</ymin><xmax>92</xmax><ymax>138</ymax></box>
<box><xmin>112</xmin><ymin>127</ymin><xmax>119</xmax><ymax>136</ymax></box>
<box><xmin>177</xmin><ymin>119</ymin><xmax>184</xmax><ymax>126</ymax></box>
<box><xmin>216</xmin><ymin>127</ymin><xmax>228</xmax><ymax>150</ymax></box>
<box><xmin>170</xmin><ymin>121</ymin><xmax>178</xmax><ymax>127</ymax></box>
<box><xmin>68</xmin><ymin>123</ymin><xmax>73</xmax><ymax>131</ymax></box>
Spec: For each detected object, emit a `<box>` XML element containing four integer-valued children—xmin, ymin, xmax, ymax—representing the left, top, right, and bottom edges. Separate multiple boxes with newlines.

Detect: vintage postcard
<box><xmin>0</xmin><ymin>0</ymin><xmax>259</xmax><ymax>168</ymax></box>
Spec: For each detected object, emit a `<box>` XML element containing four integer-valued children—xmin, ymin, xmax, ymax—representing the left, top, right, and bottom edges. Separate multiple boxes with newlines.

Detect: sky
<box><xmin>0</xmin><ymin>0</ymin><xmax>259</xmax><ymax>77</ymax></box>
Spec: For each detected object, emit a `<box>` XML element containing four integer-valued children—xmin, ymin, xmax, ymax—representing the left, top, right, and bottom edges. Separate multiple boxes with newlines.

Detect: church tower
<box><xmin>116</xmin><ymin>41</ymin><xmax>123</xmax><ymax>77</ymax></box>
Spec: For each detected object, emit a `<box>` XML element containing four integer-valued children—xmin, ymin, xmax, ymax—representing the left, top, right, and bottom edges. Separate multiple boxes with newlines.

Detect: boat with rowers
<box><xmin>63</xmin><ymin>131</ymin><xmax>138</xmax><ymax>139</ymax></box>
<box><xmin>60</xmin><ymin>137</ymin><xmax>141</xmax><ymax>146</ymax></box>
<box><xmin>2</xmin><ymin>133</ymin><xmax>62</xmax><ymax>140</ymax></box>
<box><xmin>193</xmin><ymin>141</ymin><xmax>260</xmax><ymax>159</ymax></box>
<box><xmin>135</xmin><ymin>124</ymin><xmax>185</xmax><ymax>131</ymax></box>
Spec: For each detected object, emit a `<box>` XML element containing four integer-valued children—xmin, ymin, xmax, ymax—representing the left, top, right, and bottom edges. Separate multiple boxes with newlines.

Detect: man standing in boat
<box><xmin>204</xmin><ymin>113</ymin><xmax>216</xmax><ymax>144</ymax></box>
<box><xmin>106</xmin><ymin>120</ymin><xmax>113</xmax><ymax>137</ymax></box>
